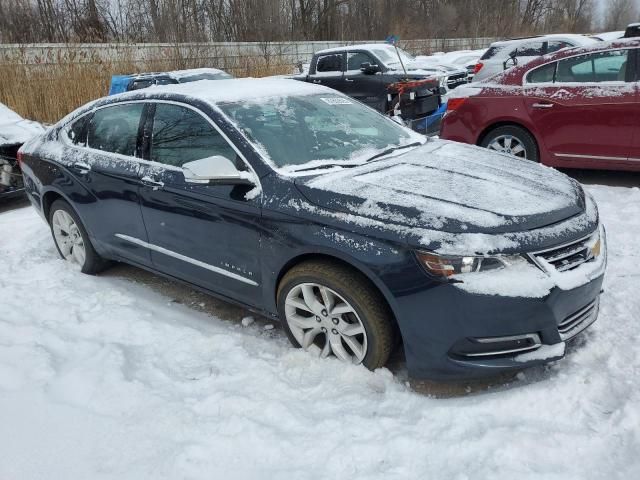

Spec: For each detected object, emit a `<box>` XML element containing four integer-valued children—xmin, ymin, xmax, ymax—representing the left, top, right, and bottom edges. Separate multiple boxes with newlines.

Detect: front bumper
<box><xmin>396</xmin><ymin>272</ymin><xmax>604</xmax><ymax>381</ymax></box>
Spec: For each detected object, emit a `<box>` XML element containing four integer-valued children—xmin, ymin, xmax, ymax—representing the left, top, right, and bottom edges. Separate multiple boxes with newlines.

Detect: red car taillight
<box><xmin>446</xmin><ymin>98</ymin><xmax>467</xmax><ymax>111</ymax></box>
<box><xmin>473</xmin><ymin>62</ymin><xmax>484</xmax><ymax>74</ymax></box>
<box><xmin>16</xmin><ymin>150</ymin><xmax>24</xmax><ymax>169</ymax></box>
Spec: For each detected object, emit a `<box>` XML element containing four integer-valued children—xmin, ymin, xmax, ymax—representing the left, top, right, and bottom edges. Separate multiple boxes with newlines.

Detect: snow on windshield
<box><xmin>217</xmin><ymin>93</ymin><xmax>424</xmax><ymax>172</ymax></box>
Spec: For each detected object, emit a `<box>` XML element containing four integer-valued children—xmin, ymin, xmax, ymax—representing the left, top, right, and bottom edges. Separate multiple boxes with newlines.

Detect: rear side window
<box><xmin>480</xmin><ymin>46</ymin><xmax>501</xmax><ymax>60</ymax></box>
<box><xmin>66</xmin><ymin>114</ymin><xmax>91</xmax><ymax>146</ymax></box>
<box><xmin>88</xmin><ymin>103</ymin><xmax>144</xmax><ymax>156</ymax></box>
<box><xmin>556</xmin><ymin>49</ymin><xmax>629</xmax><ymax>83</ymax></box>
<box><xmin>150</xmin><ymin>104</ymin><xmax>236</xmax><ymax>167</ymax></box>
<box><xmin>527</xmin><ymin>62</ymin><xmax>557</xmax><ymax>83</ymax></box>
<box><xmin>316</xmin><ymin>54</ymin><xmax>343</xmax><ymax>73</ymax></box>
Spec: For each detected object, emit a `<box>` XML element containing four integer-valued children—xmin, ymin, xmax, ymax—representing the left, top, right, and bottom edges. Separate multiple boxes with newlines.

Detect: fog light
<box><xmin>452</xmin><ymin>333</ymin><xmax>542</xmax><ymax>358</ymax></box>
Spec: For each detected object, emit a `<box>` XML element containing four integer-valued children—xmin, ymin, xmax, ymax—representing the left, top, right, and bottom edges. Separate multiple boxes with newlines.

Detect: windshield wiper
<box><xmin>292</xmin><ymin>162</ymin><xmax>359</xmax><ymax>173</ymax></box>
<box><xmin>364</xmin><ymin>142</ymin><xmax>423</xmax><ymax>163</ymax></box>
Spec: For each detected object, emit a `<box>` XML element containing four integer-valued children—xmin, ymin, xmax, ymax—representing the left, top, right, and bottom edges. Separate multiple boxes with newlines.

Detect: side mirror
<box><xmin>503</xmin><ymin>55</ymin><xmax>518</xmax><ymax>70</ymax></box>
<box><xmin>182</xmin><ymin>155</ymin><xmax>253</xmax><ymax>185</ymax></box>
<box><xmin>360</xmin><ymin>62</ymin><xmax>381</xmax><ymax>74</ymax></box>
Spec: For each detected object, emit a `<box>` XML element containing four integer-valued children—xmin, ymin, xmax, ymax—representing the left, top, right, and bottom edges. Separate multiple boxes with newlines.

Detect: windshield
<box><xmin>219</xmin><ymin>94</ymin><xmax>421</xmax><ymax>172</ymax></box>
<box><xmin>372</xmin><ymin>46</ymin><xmax>414</xmax><ymax>66</ymax></box>
<box><xmin>179</xmin><ymin>72</ymin><xmax>233</xmax><ymax>83</ymax></box>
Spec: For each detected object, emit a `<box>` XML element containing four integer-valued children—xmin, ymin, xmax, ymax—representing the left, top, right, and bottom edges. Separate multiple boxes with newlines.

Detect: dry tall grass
<box><xmin>0</xmin><ymin>47</ymin><xmax>293</xmax><ymax>124</ymax></box>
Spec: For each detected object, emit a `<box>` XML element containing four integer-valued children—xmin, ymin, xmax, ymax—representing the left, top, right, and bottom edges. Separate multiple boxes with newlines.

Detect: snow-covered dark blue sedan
<box><xmin>18</xmin><ymin>79</ymin><xmax>606</xmax><ymax>380</ymax></box>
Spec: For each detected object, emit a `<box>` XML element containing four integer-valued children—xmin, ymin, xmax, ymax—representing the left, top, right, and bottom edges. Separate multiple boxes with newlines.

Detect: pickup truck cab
<box><xmin>293</xmin><ymin>44</ymin><xmax>450</xmax><ymax>133</ymax></box>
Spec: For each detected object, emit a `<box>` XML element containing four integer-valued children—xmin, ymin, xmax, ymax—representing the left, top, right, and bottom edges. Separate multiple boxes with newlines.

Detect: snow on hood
<box><xmin>295</xmin><ymin>140</ymin><xmax>583</xmax><ymax>238</ymax></box>
<box><xmin>0</xmin><ymin>103</ymin><xmax>45</xmax><ymax>146</ymax></box>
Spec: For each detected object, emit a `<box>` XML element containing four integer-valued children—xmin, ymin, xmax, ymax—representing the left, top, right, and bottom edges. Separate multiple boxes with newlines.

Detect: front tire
<box><xmin>480</xmin><ymin>125</ymin><xmax>539</xmax><ymax>162</ymax></box>
<box><xmin>49</xmin><ymin>199</ymin><xmax>107</xmax><ymax>274</ymax></box>
<box><xmin>277</xmin><ymin>260</ymin><xmax>395</xmax><ymax>370</ymax></box>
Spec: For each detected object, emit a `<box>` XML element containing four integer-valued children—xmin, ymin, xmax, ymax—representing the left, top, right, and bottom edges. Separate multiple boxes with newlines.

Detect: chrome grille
<box><xmin>529</xmin><ymin>231</ymin><xmax>598</xmax><ymax>273</ymax></box>
<box><xmin>446</xmin><ymin>73</ymin><xmax>469</xmax><ymax>89</ymax></box>
<box><xmin>558</xmin><ymin>299</ymin><xmax>599</xmax><ymax>341</ymax></box>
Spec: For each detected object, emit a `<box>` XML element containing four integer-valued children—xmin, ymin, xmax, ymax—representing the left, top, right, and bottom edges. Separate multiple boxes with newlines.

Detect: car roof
<box><xmin>489</xmin><ymin>37</ymin><xmax>640</xmax><ymax>83</ymax></box>
<box><xmin>130</xmin><ymin>67</ymin><xmax>228</xmax><ymax>81</ymax></box>
<box><xmin>102</xmin><ymin>78</ymin><xmax>335</xmax><ymax>107</ymax></box>
<box><xmin>315</xmin><ymin>43</ymin><xmax>396</xmax><ymax>55</ymax></box>
<box><xmin>489</xmin><ymin>33</ymin><xmax>597</xmax><ymax>48</ymax></box>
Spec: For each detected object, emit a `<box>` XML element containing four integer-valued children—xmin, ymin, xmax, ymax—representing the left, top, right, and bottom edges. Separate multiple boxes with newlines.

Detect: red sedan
<box><xmin>440</xmin><ymin>39</ymin><xmax>640</xmax><ymax>172</ymax></box>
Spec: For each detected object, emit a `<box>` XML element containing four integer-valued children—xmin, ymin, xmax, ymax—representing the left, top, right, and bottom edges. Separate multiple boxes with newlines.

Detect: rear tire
<box><xmin>480</xmin><ymin>125</ymin><xmax>539</xmax><ymax>162</ymax></box>
<box><xmin>277</xmin><ymin>260</ymin><xmax>395</xmax><ymax>370</ymax></box>
<box><xmin>49</xmin><ymin>199</ymin><xmax>108</xmax><ymax>274</ymax></box>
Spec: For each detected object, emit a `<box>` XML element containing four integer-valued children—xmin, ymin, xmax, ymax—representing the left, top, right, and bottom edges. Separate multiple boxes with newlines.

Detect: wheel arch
<box><xmin>274</xmin><ymin>252</ymin><xmax>403</xmax><ymax>342</ymax></box>
<box><xmin>476</xmin><ymin>120</ymin><xmax>545</xmax><ymax>159</ymax></box>
<box><xmin>42</xmin><ymin>189</ymin><xmax>68</xmax><ymax>221</ymax></box>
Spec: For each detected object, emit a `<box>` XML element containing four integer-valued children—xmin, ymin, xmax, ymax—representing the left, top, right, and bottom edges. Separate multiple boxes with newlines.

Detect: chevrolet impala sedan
<box><xmin>18</xmin><ymin>79</ymin><xmax>606</xmax><ymax>380</ymax></box>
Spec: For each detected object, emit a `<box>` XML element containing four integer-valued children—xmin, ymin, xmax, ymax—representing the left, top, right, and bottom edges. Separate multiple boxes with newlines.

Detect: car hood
<box><xmin>293</xmin><ymin>141</ymin><xmax>584</xmax><ymax>236</ymax></box>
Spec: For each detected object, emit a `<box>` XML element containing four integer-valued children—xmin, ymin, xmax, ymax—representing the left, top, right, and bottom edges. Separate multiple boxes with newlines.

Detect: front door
<box><xmin>525</xmin><ymin>48</ymin><xmax>636</xmax><ymax>166</ymax></box>
<box><xmin>342</xmin><ymin>51</ymin><xmax>386</xmax><ymax>112</ymax></box>
<box><xmin>136</xmin><ymin>102</ymin><xmax>262</xmax><ymax>306</ymax></box>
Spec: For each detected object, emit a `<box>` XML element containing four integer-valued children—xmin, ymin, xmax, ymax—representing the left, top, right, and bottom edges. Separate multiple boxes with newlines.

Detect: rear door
<box><xmin>62</xmin><ymin>102</ymin><xmax>150</xmax><ymax>264</ymax></box>
<box><xmin>308</xmin><ymin>53</ymin><xmax>345</xmax><ymax>91</ymax></box>
<box><xmin>524</xmin><ymin>48</ymin><xmax>636</xmax><ymax>165</ymax></box>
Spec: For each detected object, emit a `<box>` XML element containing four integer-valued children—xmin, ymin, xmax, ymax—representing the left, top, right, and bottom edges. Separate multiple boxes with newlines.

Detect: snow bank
<box><xmin>0</xmin><ymin>185</ymin><xmax>639</xmax><ymax>479</ymax></box>
<box><xmin>0</xmin><ymin>103</ymin><xmax>45</xmax><ymax>146</ymax></box>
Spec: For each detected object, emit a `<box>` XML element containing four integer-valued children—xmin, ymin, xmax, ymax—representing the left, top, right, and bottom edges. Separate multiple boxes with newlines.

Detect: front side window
<box><xmin>316</xmin><ymin>54</ymin><xmax>343</xmax><ymax>73</ymax></box>
<box><xmin>88</xmin><ymin>103</ymin><xmax>143</xmax><ymax>156</ymax></box>
<box><xmin>347</xmin><ymin>52</ymin><xmax>376</xmax><ymax>71</ymax></box>
<box><xmin>556</xmin><ymin>49</ymin><xmax>629</xmax><ymax>83</ymax></box>
<box><xmin>131</xmin><ymin>79</ymin><xmax>154</xmax><ymax>90</ymax></box>
<box><xmin>219</xmin><ymin>94</ymin><xmax>420</xmax><ymax>171</ymax></box>
<box><xmin>150</xmin><ymin>104</ymin><xmax>236</xmax><ymax>167</ymax></box>
<box><xmin>547</xmin><ymin>41</ymin><xmax>572</xmax><ymax>54</ymax></box>
<box><xmin>511</xmin><ymin>42</ymin><xmax>544</xmax><ymax>57</ymax></box>
<box><xmin>527</xmin><ymin>62</ymin><xmax>557</xmax><ymax>83</ymax></box>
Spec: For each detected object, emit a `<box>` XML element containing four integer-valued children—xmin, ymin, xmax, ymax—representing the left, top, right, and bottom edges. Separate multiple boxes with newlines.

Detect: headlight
<box><xmin>415</xmin><ymin>251</ymin><xmax>524</xmax><ymax>278</ymax></box>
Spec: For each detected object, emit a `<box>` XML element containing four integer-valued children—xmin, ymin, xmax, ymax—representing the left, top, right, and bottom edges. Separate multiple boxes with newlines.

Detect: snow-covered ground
<box><xmin>1</xmin><ymin>184</ymin><xmax>639</xmax><ymax>479</ymax></box>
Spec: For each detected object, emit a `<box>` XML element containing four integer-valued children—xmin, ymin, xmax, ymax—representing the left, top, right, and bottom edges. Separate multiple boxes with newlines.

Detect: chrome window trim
<box><xmin>522</xmin><ymin>46</ymin><xmax>637</xmax><ymax>87</ymax></box>
<box><xmin>115</xmin><ymin>234</ymin><xmax>259</xmax><ymax>286</ymax></box>
<box><xmin>59</xmin><ymin>99</ymin><xmax>262</xmax><ymax>195</ymax></box>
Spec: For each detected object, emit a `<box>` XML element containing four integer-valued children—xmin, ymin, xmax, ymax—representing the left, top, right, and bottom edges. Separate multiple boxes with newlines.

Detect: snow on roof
<box><xmin>0</xmin><ymin>102</ymin><xmax>45</xmax><ymax>146</ymax></box>
<box><xmin>490</xmin><ymin>34</ymin><xmax>598</xmax><ymax>47</ymax></box>
<box><xmin>130</xmin><ymin>67</ymin><xmax>228</xmax><ymax>80</ymax></box>
<box><xmin>315</xmin><ymin>43</ymin><xmax>394</xmax><ymax>55</ymax></box>
<box><xmin>116</xmin><ymin>78</ymin><xmax>335</xmax><ymax>105</ymax></box>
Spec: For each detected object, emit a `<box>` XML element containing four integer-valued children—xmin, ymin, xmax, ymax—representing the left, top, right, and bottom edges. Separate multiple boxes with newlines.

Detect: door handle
<box><xmin>532</xmin><ymin>102</ymin><xmax>554</xmax><ymax>109</ymax></box>
<box><xmin>345</xmin><ymin>78</ymin><xmax>355</xmax><ymax>82</ymax></box>
<box><xmin>71</xmin><ymin>162</ymin><xmax>91</xmax><ymax>174</ymax></box>
<box><xmin>140</xmin><ymin>175</ymin><xmax>164</xmax><ymax>190</ymax></box>
<box><xmin>312</xmin><ymin>79</ymin><xmax>322</xmax><ymax>84</ymax></box>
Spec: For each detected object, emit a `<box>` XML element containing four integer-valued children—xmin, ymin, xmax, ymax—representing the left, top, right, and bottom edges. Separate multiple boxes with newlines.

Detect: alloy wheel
<box><xmin>487</xmin><ymin>134</ymin><xmax>528</xmax><ymax>158</ymax></box>
<box><xmin>284</xmin><ymin>283</ymin><xmax>368</xmax><ymax>364</ymax></box>
<box><xmin>52</xmin><ymin>209</ymin><xmax>86</xmax><ymax>267</ymax></box>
